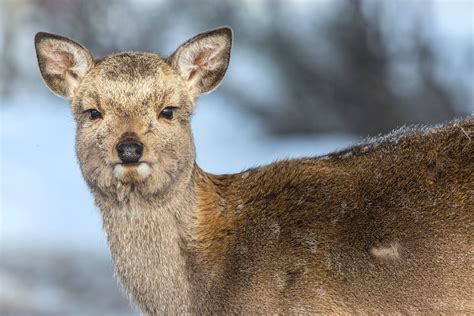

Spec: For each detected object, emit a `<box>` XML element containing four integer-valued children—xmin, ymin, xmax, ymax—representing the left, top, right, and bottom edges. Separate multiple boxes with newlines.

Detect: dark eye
<box><xmin>88</xmin><ymin>109</ymin><xmax>102</xmax><ymax>120</ymax></box>
<box><xmin>160</xmin><ymin>107</ymin><xmax>175</xmax><ymax>120</ymax></box>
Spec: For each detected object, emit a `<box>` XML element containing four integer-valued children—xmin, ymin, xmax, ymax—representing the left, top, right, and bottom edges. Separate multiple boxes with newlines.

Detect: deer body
<box><xmin>99</xmin><ymin>121</ymin><xmax>473</xmax><ymax>314</ymax></box>
<box><xmin>35</xmin><ymin>27</ymin><xmax>473</xmax><ymax>314</ymax></box>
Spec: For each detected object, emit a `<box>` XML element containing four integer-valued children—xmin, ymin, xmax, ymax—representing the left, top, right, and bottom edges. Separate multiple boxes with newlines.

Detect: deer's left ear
<box><xmin>168</xmin><ymin>26</ymin><xmax>232</xmax><ymax>96</ymax></box>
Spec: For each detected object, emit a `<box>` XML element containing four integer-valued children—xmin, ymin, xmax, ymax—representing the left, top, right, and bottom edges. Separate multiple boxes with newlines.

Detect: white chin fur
<box><xmin>113</xmin><ymin>163</ymin><xmax>152</xmax><ymax>179</ymax></box>
<box><xmin>137</xmin><ymin>163</ymin><xmax>152</xmax><ymax>178</ymax></box>
<box><xmin>113</xmin><ymin>164</ymin><xmax>125</xmax><ymax>179</ymax></box>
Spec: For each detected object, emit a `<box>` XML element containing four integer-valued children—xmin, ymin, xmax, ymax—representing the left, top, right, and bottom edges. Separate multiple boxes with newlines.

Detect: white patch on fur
<box><xmin>113</xmin><ymin>163</ymin><xmax>151</xmax><ymax>180</ymax></box>
<box><xmin>342</xmin><ymin>151</ymin><xmax>353</xmax><ymax>158</ymax></box>
<box><xmin>371</xmin><ymin>242</ymin><xmax>400</xmax><ymax>260</ymax></box>
<box><xmin>456</xmin><ymin>123</ymin><xmax>472</xmax><ymax>142</ymax></box>
<box><xmin>275</xmin><ymin>272</ymin><xmax>286</xmax><ymax>289</ymax></box>
<box><xmin>269</xmin><ymin>222</ymin><xmax>281</xmax><ymax>238</ymax></box>
<box><xmin>137</xmin><ymin>163</ymin><xmax>152</xmax><ymax>179</ymax></box>
<box><xmin>113</xmin><ymin>164</ymin><xmax>125</xmax><ymax>179</ymax></box>
<box><xmin>302</xmin><ymin>236</ymin><xmax>318</xmax><ymax>253</ymax></box>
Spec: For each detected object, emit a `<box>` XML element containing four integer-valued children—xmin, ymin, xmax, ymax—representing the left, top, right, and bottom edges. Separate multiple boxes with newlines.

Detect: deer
<box><xmin>34</xmin><ymin>26</ymin><xmax>473</xmax><ymax>314</ymax></box>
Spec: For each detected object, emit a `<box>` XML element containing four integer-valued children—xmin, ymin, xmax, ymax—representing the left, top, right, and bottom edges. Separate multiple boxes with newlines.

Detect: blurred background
<box><xmin>1</xmin><ymin>0</ymin><xmax>472</xmax><ymax>314</ymax></box>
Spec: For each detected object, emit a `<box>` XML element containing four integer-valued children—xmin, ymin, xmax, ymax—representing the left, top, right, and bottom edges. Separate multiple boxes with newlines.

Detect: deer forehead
<box><xmin>76</xmin><ymin>54</ymin><xmax>192</xmax><ymax>113</ymax></box>
<box><xmin>94</xmin><ymin>52</ymin><xmax>172</xmax><ymax>79</ymax></box>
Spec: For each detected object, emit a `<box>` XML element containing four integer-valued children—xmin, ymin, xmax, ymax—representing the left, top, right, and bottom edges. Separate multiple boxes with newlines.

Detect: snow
<box><xmin>0</xmin><ymin>93</ymin><xmax>356</xmax><ymax>252</ymax></box>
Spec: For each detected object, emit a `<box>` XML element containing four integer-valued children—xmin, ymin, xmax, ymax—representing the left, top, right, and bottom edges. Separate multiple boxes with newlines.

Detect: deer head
<box><xmin>35</xmin><ymin>27</ymin><xmax>232</xmax><ymax>199</ymax></box>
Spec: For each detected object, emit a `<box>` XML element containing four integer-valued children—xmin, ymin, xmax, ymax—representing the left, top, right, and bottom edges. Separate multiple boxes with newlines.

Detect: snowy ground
<box><xmin>0</xmin><ymin>94</ymin><xmax>356</xmax><ymax>314</ymax></box>
<box><xmin>0</xmin><ymin>249</ymin><xmax>140</xmax><ymax>316</ymax></box>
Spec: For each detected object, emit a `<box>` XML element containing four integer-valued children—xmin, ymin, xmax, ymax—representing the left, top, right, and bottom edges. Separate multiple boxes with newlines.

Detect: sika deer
<box><xmin>35</xmin><ymin>27</ymin><xmax>473</xmax><ymax>314</ymax></box>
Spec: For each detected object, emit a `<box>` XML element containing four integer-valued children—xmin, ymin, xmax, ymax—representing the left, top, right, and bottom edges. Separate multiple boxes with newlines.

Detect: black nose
<box><xmin>116</xmin><ymin>142</ymin><xmax>143</xmax><ymax>163</ymax></box>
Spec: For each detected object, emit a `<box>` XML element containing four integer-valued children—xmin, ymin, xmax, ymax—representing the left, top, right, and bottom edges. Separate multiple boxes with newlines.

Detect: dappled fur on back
<box><xmin>35</xmin><ymin>27</ymin><xmax>473</xmax><ymax>314</ymax></box>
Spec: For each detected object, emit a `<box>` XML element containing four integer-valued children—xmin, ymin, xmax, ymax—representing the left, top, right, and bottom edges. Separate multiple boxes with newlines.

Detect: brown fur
<box><xmin>35</xmin><ymin>27</ymin><xmax>474</xmax><ymax>314</ymax></box>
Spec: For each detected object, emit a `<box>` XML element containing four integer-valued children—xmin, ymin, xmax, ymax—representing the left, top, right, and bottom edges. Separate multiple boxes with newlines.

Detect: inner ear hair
<box><xmin>35</xmin><ymin>32</ymin><xmax>95</xmax><ymax>99</ymax></box>
<box><xmin>169</xmin><ymin>27</ymin><xmax>233</xmax><ymax>96</ymax></box>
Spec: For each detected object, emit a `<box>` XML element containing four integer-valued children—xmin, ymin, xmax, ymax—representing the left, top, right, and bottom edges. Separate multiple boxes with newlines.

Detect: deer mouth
<box><xmin>118</xmin><ymin>162</ymin><xmax>141</xmax><ymax>167</ymax></box>
<box><xmin>113</xmin><ymin>162</ymin><xmax>152</xmax><ymax>180</ymax></box>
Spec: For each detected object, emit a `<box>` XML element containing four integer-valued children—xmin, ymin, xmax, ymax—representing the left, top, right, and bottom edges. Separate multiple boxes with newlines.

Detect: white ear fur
<box><xmin>35</xmin><ymin>32</ymin><xmax>95</xmax><ymax>99</ymax></box>
<box><xmin>169</xmin><ymin>27</ymin><xmax>232</xmax><ymax>96</ymax></box>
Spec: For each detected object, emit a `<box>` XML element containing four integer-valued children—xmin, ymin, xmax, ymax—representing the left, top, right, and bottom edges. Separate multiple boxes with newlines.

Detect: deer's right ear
<box><xmin>35</xmin><ymin>32</ymin><xmax>95</xmax><ymax>99</ymax></box>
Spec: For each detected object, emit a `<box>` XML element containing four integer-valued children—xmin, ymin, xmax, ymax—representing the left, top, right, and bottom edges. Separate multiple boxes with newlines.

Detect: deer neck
<box><xmin>94</xmin><ymin>164</ymin><xmax>207</xmax><ymax>314</ymax></box>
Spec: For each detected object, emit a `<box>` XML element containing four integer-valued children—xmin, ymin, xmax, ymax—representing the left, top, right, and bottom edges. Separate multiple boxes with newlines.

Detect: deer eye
<box><xmin>160</xmin><ymin>107</ymin><xmax>175</xmax><ymax>120</ymax></box>
<box><xmin>87</xmin><ymin>109</ymin><xmax>102</xmax><ymax>120</ymax></box>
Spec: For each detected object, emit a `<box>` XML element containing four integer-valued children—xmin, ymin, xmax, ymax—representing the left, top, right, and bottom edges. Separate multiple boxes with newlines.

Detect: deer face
<box><xmin>35</xmin><ymin>28</ymin><xmax>232</xmax><ymax>197</ymax></box>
